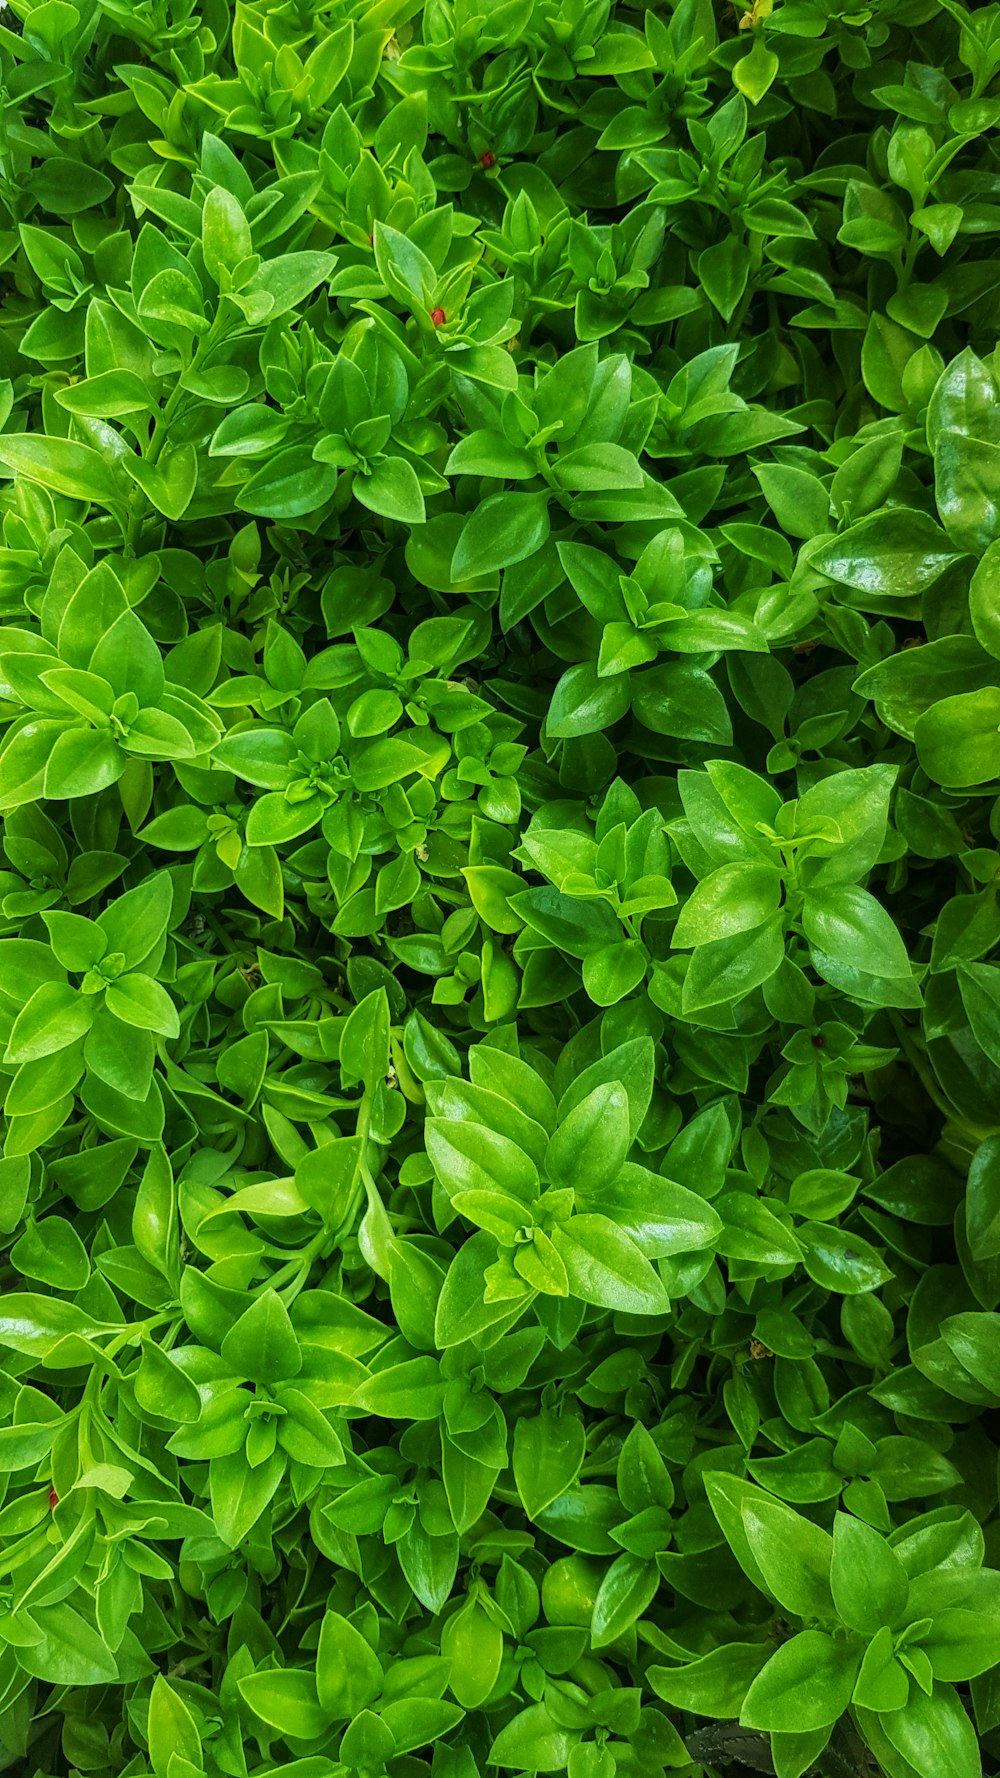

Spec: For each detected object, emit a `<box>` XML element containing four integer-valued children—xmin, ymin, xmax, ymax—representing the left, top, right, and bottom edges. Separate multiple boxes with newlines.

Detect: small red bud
<box><xmin>480</xmin><ymin>151</ymin><xmax>496</xmax><ymax>168</ymax></box>
<box><xmin>430</xmin><ymin>307</ymin><xmax>446</xmax><ymax>327</ymax></box>
<box><xmin>811</xmin><ymin>1035</ymin><xmax>825</xmax><ymax>1049</ymax></box>
<box><xmin>49</xmin><ymin>1488</ymin><xmax>59</xmax><ymax>1509</ymax></box>
<box><xmin>368</xmin><ymin>233</ymin><xmax>374</xmax><ymax>245</ymax></box>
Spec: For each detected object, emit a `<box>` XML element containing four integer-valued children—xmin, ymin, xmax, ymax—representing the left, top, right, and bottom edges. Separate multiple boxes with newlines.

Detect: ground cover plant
<box><xmin>3</xmin><ymin>0</ymin><xmax>1000</xmax><ymax>1774</ymax></box>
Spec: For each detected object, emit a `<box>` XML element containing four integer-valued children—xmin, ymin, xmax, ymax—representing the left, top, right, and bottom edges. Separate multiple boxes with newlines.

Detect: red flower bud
<box><xmin>430</xmin><ymin>307</ymin><xmax>446</xmax><ymax>327</ymax></box>
<box><xmin>49</xmin><ymin>1488</ymin><xmax>59</xmax><ymax>1509</ymax></box>
<box><xmin>811</xmin><ymin>1035</ymin><xmax>826</xmax><ymax>1049</ymax></box>
<box><xmin>480</xmin><ymin>151</ymin><xmax>496</xmax><ymax>168</ymax></box>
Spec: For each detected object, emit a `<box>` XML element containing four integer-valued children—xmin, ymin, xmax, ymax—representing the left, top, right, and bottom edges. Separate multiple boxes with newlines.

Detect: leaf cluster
<box><xmin>2</xmin><ymin>1</ymin><xmax>1000</xmax><ymax>1778</ymax></box>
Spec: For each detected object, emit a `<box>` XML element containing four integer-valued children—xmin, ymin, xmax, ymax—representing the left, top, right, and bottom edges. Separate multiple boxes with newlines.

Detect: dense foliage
<box><xmin>3</xmin><ymin>0</ymin><xmax>1000</xmax><ymax>1775</ymax></box>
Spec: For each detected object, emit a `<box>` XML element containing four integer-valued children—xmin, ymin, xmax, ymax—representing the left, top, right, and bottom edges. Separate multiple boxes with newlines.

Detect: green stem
<box><xmin>895</xmin><ymin>226</ymin><xmax>921</xmax><ymax>295</ymax></box>
<box><xmin>271</xmin><ymin>1095</ymin><xmax>377</xmax><ymax>1303</ymax></box>
<box><xmin>272</xmin><ymin>1228</ymin><xmax>327</xmax><ymax>1302</ymax></box>
<box><xmin>123</xmin><ymin>317</ymin><xmax>221</xmax><ymax>558</ymax></box>
<box><xmin>104</xmin><ymin>1311</ymin><xmax>173</xmax><ymax>1362</ymax></box>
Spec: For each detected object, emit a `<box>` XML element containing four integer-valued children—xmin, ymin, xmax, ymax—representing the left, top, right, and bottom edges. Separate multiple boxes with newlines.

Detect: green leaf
<box><xmin>202</xmin><ymin>186</ymin><xmax>253</xmax><ymax>282</ymax></box>
<box><xmin>831</xmin><ymin>1513</ymin><xmax>909</xmax><ymax>1634</ymax></box>
<box><xmin>880</xmin><ymin>1683</ymin><xmax>982</xmax><ymax>1778</ymax></box>
<box><xmin>148</xmin><ymin>1677</ymin><xmax>202</xmax><ymax>1778</ymax></box>
<box><xmin>796</xmin><ymin>765</ymin><xmax>897</xmax><ymax>888</ymax></box>
<box><xmin>97</xmin><ymin>875</ymin><xmax>173</xmax><ymax>971</ymax></box>
<box><xmin>969</xmin><ymin>540</ymin><xmax>1000</xmax><ymax>659</ymax></box>
<box><xmin>798</xmin><ymin>1222</ymin><xmax>892</xmax><ymax>1294</ymax></box>
<box><xmin>632</xmin><ymin>660</ymin><xmax>733</xmax><ymax>744</ymax></box>
<box><xmin>739</xmin><ymin>1490</ymin><xmax>835</xmax><ymax>1619</ymax></box>
<box><xmin>351</xmin><ymin>1356</ymin><xmax>445</xmax><ymax>1420</ymax></box>
<box><xmin>15</xmin><ymin>1603</ymin><xmax>118</xmax><ymax>1687</ymax></box>
<box><xmin>514</xmin><ymin>1412</ymin><xmax>586</xmax><ymax>1518</ymax></box>
<box><xmin>552</xmin><ymin>443</ymin><xmax>644</xmax><ymax>491</ymax></box>
<box><xmin>105</xmin><ymin>973</ymin><xmax>180</xmax><ymax>1037</ymax></box>
<box><xmin>124</xmin><ymin>443</ymin><xmax>198</xmax><ymax>521</ymax></box>
<box><xmin>373</xmin><ymin>222</ymin><xmax>436</xmax><ymax>304</ymax></box>
<box><xmin>340</xmin><ymin>988</ymin><xmax>391</xmax><ymax>1089</ymax></box>
<box><xmin>547</xmin><ymin>663</ymin><xmax>632</xmax><ymax>738</ymax></box>
<box><xmin>56</xmin><ymin>370</ymin><xmax>154</xmax><ymax>419</ymax></box>
<box><xmin>220</xmin><ymin>1291</ymin><xmax>302</xmax><ymax>1384</ymax></box>
<box><xmin>451</xmin><ymin>492</ymin><xmax>550</xmax><ymax>578</ymax></box>
<box><xmin>966</xmin><ymin>1137</ymin><xmax>1000</xmax><ymax>1260</ymax></box>
<box><xmin>238</xmin><ymin>1668</ymin><xmax>327</xmax><ymax>1739</ymax></box>
<box><xmin>940</xmin><ymin>1311</ymin><xmax>1000</xmax><ymax>1394</ymax></box>
<box><xmin>740</xmin><ymin>1631</ymin><xmax>859</xmax><ymax>1733</ymax></box>
<box><xmin>210</xmin><ymin>1448</ymin><xmax>284</xmax><ymax>1548</ymax></box>
<box><xmin>811</xmin><ymin>509</ymin><xmax>961</xmax><ymax>600</ymax></box>
<box><xmin>649</xmin><ymin>1644</ymin><xmax>770</xmax><ymax>1718</ymax></box>
<box><xmin>0</xmin><ymin>435</ymin><xmax>120</xmax><ymax>504</ymax></box>
<box><xmin>489</xmin><ymin>1703</ymin><xmax>579</xmax><ymax>1773</ymax></box>
<box><xmin>5</xmin><ymin>982</ymin><xmax>93</xmax><ymax>1064</ymax></box>
<box><xmin>355</xmin><ymin>456</ymin><xmax>426</xmax><ymax>524</ymax></box>
<box><xmin>238</xmin><ymin>449</ymin><xmax>338</xmax><ymax>519</ymax></box>
<box><xmin>446</xmin><ymin>430</ymin><xmax>536</xmax><ymax>479</ymax></box>
<box><xmin>672</xmin><ymin>863</ymin><xmax>781</xmax><ymax>948</ymax></box>
<box><xmin>935</xmin><ymin>431</ymin><xmax>1000</xmax><ymax>554</ymax></box>
<box><xmin>545</xmin><ymin>1083</ymin><xmax>630</xmax><ymax>1196</ymax></box>
<box><xmin>590</xmin><ymin>1552</ymin><xmax>658</xmax><ymax>1647</ymax></box>
<box><xmin>733</xmin><ymin>35</ymin><xmax>778</xmax><ymax>104</ymax></box>
<box><xmin>552</xmin><ymin>1215</ymin><xmax>669</xmax><ymax>1315</ymax></box>
<box><xmin>803</xmin><ymin>885</ymin><xmax>913</xmax><ymax>982</ymax></box>
<box><xmin>915</xmin><ymin>688</ymin><xmax>1000</xmax><ymax>787</ymax></box>
<box><xmin>316</xmin><ymin>1609</ymin><xmax>384</xmax><ymax>1718</ymax></box>
<box><xmin>427</xmin><ymin>1118</ymin><xmax>538</xmax><ymax>1204</ymax></box>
